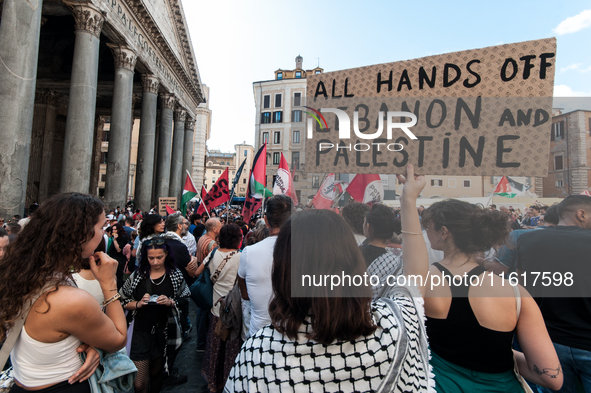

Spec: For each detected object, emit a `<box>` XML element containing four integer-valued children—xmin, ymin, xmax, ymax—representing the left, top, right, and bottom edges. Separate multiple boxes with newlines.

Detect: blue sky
<box><xmin>182</xmin><ymin>0</ymin><xmax>591</xmax><ymax>152</ymax></box>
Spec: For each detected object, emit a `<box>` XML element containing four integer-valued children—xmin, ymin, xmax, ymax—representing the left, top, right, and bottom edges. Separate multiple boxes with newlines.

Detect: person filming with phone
<box><xmin>119</xmin><ymin>235</ymin><xmax>190</xmax><ymax>393</ymax></box>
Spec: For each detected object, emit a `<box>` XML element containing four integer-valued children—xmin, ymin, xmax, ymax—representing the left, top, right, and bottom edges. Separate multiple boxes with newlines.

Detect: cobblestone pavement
<box><xmin>162</xmin><ymin>301</ymin><xmax>209</xmax><ymax>393</ymax></box>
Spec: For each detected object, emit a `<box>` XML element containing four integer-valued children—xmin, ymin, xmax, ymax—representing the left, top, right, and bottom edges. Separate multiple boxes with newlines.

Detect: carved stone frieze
<box><xmin>141</xmin><ymin>74</ymin><xmax>160</xmax><ymax>94</ymax></box>
<box><xmin>119</xmin><ymin>0</ymin><xmax>204</xmax><ymax>104</ymax></box>
<box><xmin>63</xmin><ymin>1</ymin><xmax>104</xmax><ymax>38</ymax></box>
<box><xmin>174</xmin><ymin>107</ymin><xmax>186</xmax><ymax>122</ymax></box>
<box><xmin>106</xmin><ymin>43</ymin><xmax>138</xmax><ymax>72</ymax></box>
<box><xmin>159</xmin><ymin>93</ymin><xmax>176</xmax><ymax>110</ymax></box>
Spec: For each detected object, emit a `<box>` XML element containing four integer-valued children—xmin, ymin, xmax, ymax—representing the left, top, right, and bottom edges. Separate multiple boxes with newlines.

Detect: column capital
<box><xmin>63</xmin><ymin>1</ymin><xmax>104</xmax><ymax>38</ymax></box>
<box><xmin>35</xmin><ymin>90</ymin><xmax>60</xmax><ymax>106</ymax></box>
<box><xmin>141</xmin><ymin>74</ymin><xmax>159</xmax><ymax>94</ymax></box>
<box><xmin>106</xmin><ymin>43</ymin><xmax>137</xmax><ymax>72</ymax></box>
<box><xmin>174</xmin><ymin>107</ymin><xmax>186</xmax><ymax>122</ymax></box>
<box><xmin>185</xmin><ymin>117</ymin><xmax>195</xmax><ymax>131</ymax></box>
<box><xmin>159</xmin><ymin>93</ymin><xmax>176</xmax><ymax>110</ymax></box>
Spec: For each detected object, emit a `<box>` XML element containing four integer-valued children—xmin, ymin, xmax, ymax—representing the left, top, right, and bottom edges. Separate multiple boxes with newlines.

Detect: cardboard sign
<box><xmin>305</xmin><ymin>38</ymin><xmax>556</xmax><ymax>176</ymax></box>
<box><xmin>158</xmin><ymin>198</ymin><xmax>177</xmax><ymax>216</ymax></box>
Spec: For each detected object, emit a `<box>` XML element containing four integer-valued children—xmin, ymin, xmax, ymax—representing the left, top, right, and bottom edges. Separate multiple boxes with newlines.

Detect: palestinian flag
<box><xmin>181</xmin><ymin>170</ymin><xmax>198</xmax><ymax>216</ymax></box>
<box><xmin>249</xmin><ymin>143</ymin><xmax>272</xmax><ymax>198</ymax></box>
<box><xmin>493</xmin><ymin>176</ymin><xmax>525</xmax><ymax>198</ymax></box>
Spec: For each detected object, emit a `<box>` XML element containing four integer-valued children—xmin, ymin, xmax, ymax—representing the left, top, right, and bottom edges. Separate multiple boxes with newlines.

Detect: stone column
<box><xmin>89</xmin><ymin>116</ymin><xmax>107</xmax><ymax>197</ymax></box>
<box><xmin>38</xmin><ymin>91</ymin><xmax>60</xmax><ymax>202</ymax></box>
<box><xmin>155</xmin><ymin>93</ymin><xmax>175</xmax><ymax>201</ymax></box>
<box><xmin>182</xmin><ymin>117</ymin><xmax>195</xmax><ymax>194</ymax></box>
<box><xmin>60</xmin><ymin>1</ymin><xmax>104</xmax><ymax>193</ymax></box>
<box><xmin>169</xmin><ymin>107</ymin><xmax>186</xmax><ymax>203</ymax></box>
<box><xmin>135</xmin><ymin>74</ymin><xmax>159</xmax><ymax>212</ymax></box>
<box><xmin>103</xmin><ymin>44</ymin><xmax>137</xmax><ymax>209</ymax></box>
<box><xmin>0</xmin><ymin>0</ymin><xmax>44</xmax><ymax>218</ymax></box>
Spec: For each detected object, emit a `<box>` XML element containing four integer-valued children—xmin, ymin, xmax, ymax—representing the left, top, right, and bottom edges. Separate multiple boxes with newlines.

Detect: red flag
<box><xmin>165</xmin><ymin>205</ymin><xmax>176</xmax><ymax>215</ymax></box>
<box><xmin>273</xmin><ymin>153</ymin><xmax>298</xmax><ymax>205</ymax></box>
<box><xmin>201</xmin><ymin>168</ymin><xmax>230</xmax><ymax>211</ymax></box>
<box><xmin>347</xmin><ymin>174</ymin><xmax>384</xmax><ymax>204</ymax></box>
<box><xmin>312</xmin><ymin>174</ymin><xmax>336</xmax><ymax>210</ymax></box>
<box><xmin>242</xmin><ymin>195</ymin><xmax>262</xmax><ymax>223</ymax></box>
<box><xmin>196</xmin><ymin>185</ymin><xmax>208</xmax><ymax>215</ymax></box>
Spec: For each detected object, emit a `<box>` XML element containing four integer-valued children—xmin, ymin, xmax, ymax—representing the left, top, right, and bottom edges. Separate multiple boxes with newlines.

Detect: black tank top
<box><xmin>426</xmin><ymin>263</ymin><xmax>515</xmax><ymax>373</ymax></box>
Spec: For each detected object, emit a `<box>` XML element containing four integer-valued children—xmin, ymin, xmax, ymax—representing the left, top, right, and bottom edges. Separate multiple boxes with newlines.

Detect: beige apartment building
<box><xmin>253</xmin><ymin>55</ymin><xmax>323</xmax><ymax>203</ymax></box>
<box><xmin>204</xmin><ymin>143</ymin><xmax>254</xmax><ymax>198</ymax></box>
<box><xmin>543</xmin><ymin>109</ymin><xmax>591</xmax><ymax>197</ymax></box>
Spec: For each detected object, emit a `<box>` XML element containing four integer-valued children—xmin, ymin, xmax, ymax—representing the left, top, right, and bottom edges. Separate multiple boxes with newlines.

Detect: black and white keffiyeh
<box><xmin>224</xmin><ymin>286</ymin><xmax>435</xmax><ymax>393</ymax></box>
<box><xmin>119</xmin><ymin>268</ymin><xmax>190</xmax><ymax>351</ymax></box>
<box><xmin>367</xmin><ymin>248</ymin><xmax>404</xmax><ymax>298</ymax></box>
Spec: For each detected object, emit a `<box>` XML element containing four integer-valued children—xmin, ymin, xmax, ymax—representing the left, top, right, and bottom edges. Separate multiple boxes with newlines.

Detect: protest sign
<box><xmin>305</xmin><ymin>38</ymin><xmax>556</xmax><ymax>176</ymax></box>
<box><xmin>158</xmin><ymin>198</ymin><xmax>177</xmax><ymax>216</ymax></box>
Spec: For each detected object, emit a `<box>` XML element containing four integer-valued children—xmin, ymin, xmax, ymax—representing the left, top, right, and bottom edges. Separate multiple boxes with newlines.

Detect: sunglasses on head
<box><xmin>144</xmin><ymin>238</ymin><xmax>166</xmax><ymax>247</ymax></box>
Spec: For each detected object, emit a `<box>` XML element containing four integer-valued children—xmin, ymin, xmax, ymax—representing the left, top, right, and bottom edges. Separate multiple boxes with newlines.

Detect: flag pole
<box><xmin>201</xmin><ymin>185</ymin><xmax>211</xmax><ymax>218</ymax></box>
<box><xmin>488</xmin><ymin>176</ymin><xmax>503</xmax><ymax>207</ymax></box>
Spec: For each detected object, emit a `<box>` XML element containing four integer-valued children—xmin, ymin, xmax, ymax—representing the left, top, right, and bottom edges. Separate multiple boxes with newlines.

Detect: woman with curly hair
<box><xmin>120</xmin><ymin>235</ymin><xmax>190</xmax><ymax>393</ymax></box>
<box><xmin>422</xmin><ymin>199</ymin><xmax>562</xmax><ymax>392</ymax></box>
<box><xmin>0</xmin><ymin>193</ymin><xmax>128</xmax><ymax>392</ymax></box>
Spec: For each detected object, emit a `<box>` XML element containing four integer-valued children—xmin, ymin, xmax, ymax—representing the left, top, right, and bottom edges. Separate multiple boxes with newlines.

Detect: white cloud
<box><xmin>554</xmin><ymin>84</ymin><xmax>591</xmax><ymax>97</ymax></box>
<box><xmin>560</xmin><ymin>63</ymin><xmax>582</xmax><ymax>72</ymax></box>
<box><xmin>553</xmin><ymin>9</ymin><xmax>591</xmax><ymax>35</ymax></box>
<box><xmin>580</xmin><ymin>66</ymin><xmax>591</xmax><ymax>73</ymax></box>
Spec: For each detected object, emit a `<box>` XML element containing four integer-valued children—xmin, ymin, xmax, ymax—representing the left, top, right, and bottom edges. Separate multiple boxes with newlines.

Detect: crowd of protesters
<box><xmin>2</xmin><ymin>168</ymin><xmax>591</xmax><ymax>392</ymax></box>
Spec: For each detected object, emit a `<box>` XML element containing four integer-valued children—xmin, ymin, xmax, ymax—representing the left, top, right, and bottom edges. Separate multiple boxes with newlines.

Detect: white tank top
<box><xmin>11</xmin><ymin>326</ymin><xmax>83</xmax><ymax>387</ymax></box>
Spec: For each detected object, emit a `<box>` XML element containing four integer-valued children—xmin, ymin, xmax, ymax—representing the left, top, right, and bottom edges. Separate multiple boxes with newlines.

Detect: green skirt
<box><xmin>431</xmin><ymin>351</ymin><xmax>524</xmax><ymax>392</ymax></box>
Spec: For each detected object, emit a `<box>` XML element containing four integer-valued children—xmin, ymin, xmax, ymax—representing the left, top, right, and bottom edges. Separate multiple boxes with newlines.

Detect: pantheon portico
<box><xmin>0</xmin><ymin>0</ymin><xmax>205</xmax><ymax>217</ymax></box>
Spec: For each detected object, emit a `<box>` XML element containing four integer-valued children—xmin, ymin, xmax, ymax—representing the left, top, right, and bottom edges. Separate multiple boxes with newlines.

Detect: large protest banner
<box><xmin>304</xmin><ymin>38</ymin><xmax>556</xmax><ymax>176</ymax></box>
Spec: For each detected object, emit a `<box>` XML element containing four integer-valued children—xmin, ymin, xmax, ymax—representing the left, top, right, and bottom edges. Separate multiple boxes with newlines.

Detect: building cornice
<box><xmin>121</xmin><ymin>0</ymin><xmax>204</xmax><ymax>106</ymax></box>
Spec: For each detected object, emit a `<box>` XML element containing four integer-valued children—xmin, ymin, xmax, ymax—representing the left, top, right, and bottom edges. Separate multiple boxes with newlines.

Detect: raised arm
<box><xmin>60</xmin><ymin>252</ymin><xmax>128</xmax><ymax>353</ymax></box>
<box><xmin>396</xmin><ymin>165</ymin><xmax>428</xmax><ymax>296</ymax></box>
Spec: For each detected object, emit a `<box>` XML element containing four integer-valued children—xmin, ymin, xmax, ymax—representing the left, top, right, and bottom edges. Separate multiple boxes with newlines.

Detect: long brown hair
<box><xmin>0</xmin><ymin>193</ymin><xmax>104</xmax><ymax>339</ymax></box>
<box><xmin>269</xmin><ymin>210</ymin><xmax>376</xmax><ymax>345</ymax></box>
